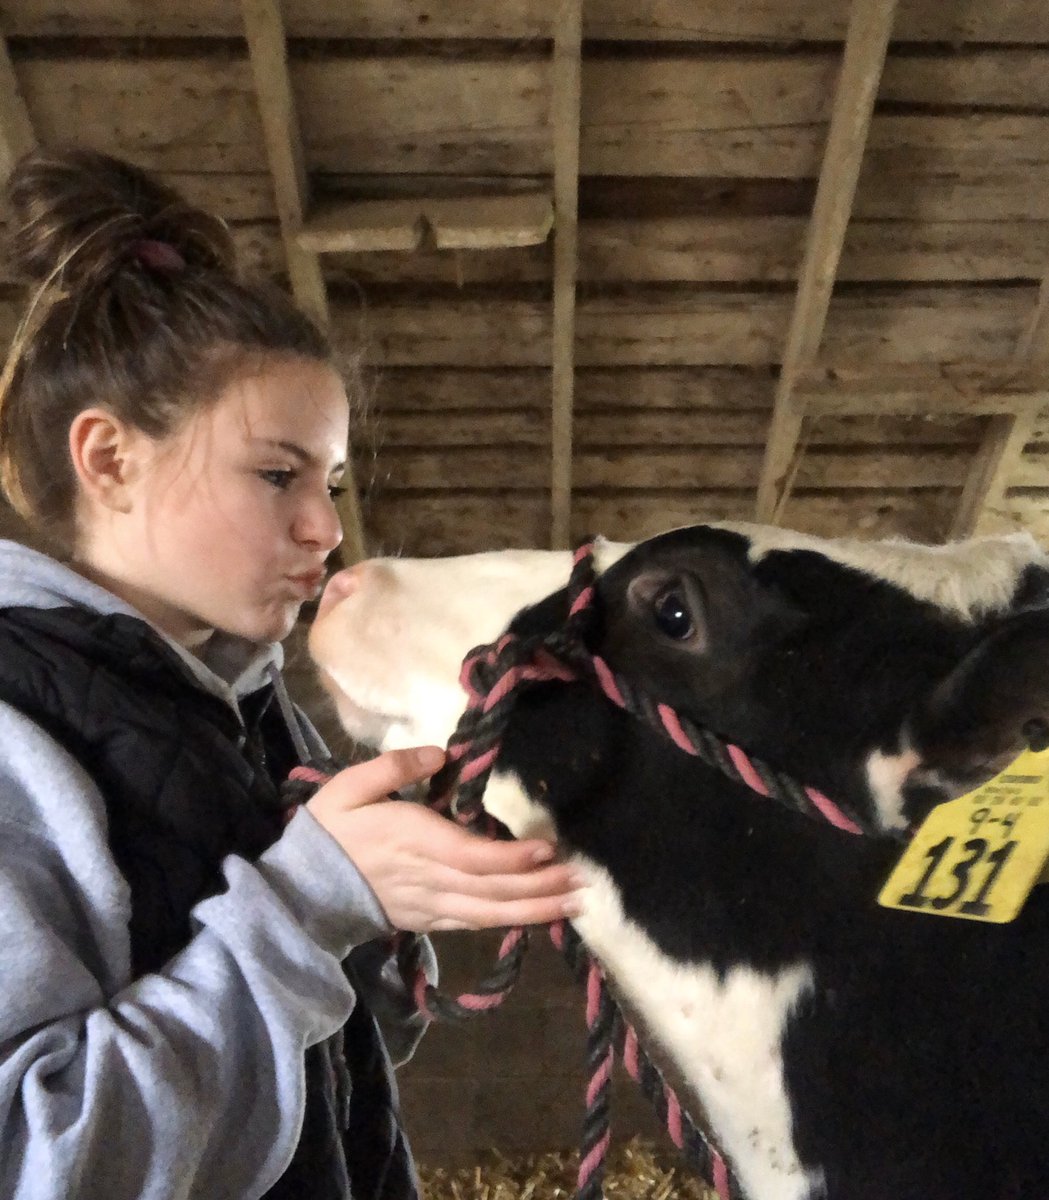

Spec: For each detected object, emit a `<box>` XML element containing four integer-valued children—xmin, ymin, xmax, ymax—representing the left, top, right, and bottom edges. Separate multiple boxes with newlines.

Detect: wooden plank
<box><xmin>798</xmin><ymin>362</ymin><xmax>1049</xmax><ymax>416</ymax></box>
<box><xmin>15</xmin><ymin>54</ymin><xmax>1049</xmax><ymax>180</ymax></box>
<box><xmin>155</xmin><ymin>170</ymin><xmax>1049</xmax><ymax>230</ymax></box>
<box><xmin>345</xmin><ymin>288</ymin><xmax>1035</xmax><ymax>368</ymax></box>
<box><xmin>160</xmin><ymin>173</ymin><xmax>280</xmax><ymax>222</ymax></box>
<box><xmin>371</xmin><ymin>445</ymin><xmax>976</xmax><ymax>490</ymax></box>
<box><xmin>223</xmin><ymin>216</ymin><xmax>1049</xmax><ymax>288</ymax></box>
<box><xmin>1007</xmin><ymin>449</ymin><xmax>1049</xmax><ymax>490</ymax></box>
<box><xmin>0</xmin><ymin>33</ymin><xmax>36</xmax><ymax>180</ymax></box>
<box><xmin>0</xmin><ymin>210</ymin><xmax>1034</xmax><ymax>289</ymax></box>
<box><xmin>9</xmin><ymin>0</ymin><xmax>1049</xmax><ymax>45</ymax></box>
<box><xmin>240</xmin><ymin>0</ymin><xmax>367</xmax><ymax>562</ymax></box>
<box><xmin>756</xmin><ymin>0</ymin><xmax>899</xmax><ymax>523</ymax></box>
<box><xmin>368</xmin><ymin>409</ymin><xmax>989</xmax><ymax>447</ymax></box>
<box><xmin>550</xmin><ymin>0</ymin><xmax>582</xmax><ymax>549</ymax></box>
<box><xmin>373</xmin><ymin>367</ymin><xmax>778</xmax><ymax>412</ymax></box>
<box><xmin>298</xmin><ymin>198</ymin><xmax>424</xmax><ymax>253</ymax></box>
<box><xmin>0</xmin><ymin>289</ymin><xmax>1034</xmax><ymax>368</ymax></box>
<box><xmin>577</xmin><ymin>217</ymin><xmax>1049</xmax><ymax>287</ymax></box>
<box><xmin>424</xmin><ymin>194</ymin><xmax>554</xmax><ymax>251</ymax></box>
<box><xmin>370</xmin><ymin>365</ymin><xmax>1049</xmax><ymax>417</ymax></box>
<box><xmin>366</xmin><ymin>490</ymin><xmax>973</xmax><ymax>556</ymax></box>
<box><xmin>949</xmin><ymin>268</ymin><xmax>1049</xmax><ymax>537</ymax></box>
<box><xmin>297</xmin><ymin>193</ymin><xmax>553</xmax><ymax>254</ymax></box>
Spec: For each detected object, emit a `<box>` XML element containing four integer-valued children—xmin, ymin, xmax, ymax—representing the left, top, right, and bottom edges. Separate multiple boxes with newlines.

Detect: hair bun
<box><xmin>5</xmin><ymin>146</ymin><xmax>236</xmax><ymax>289</ymax></box>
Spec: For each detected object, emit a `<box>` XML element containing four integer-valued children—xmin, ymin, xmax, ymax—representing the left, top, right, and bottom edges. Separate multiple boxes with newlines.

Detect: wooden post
<box><xmin>754</xmin><ymin>0</ymin><xmax>899</xmax><ymax>523</ymax></box>
<box><xmin>241</xmin><ymin>0</ymin><xmax>367</xmax><ymax>562</ymax></box>
<box><xmin>550</xmin><ymin>0</ymin><xmax>582</xmax><ymax>550</ymax></box>
<box><xmin>949</xmin><ymin>269</ymin><xmax>1049</xmax><ymax>539</ymax></box>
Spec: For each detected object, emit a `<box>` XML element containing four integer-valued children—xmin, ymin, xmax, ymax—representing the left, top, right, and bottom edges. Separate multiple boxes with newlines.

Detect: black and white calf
<box><xmin>309</xmin><ymin>523</ymin><xmax>1049</xmax><ymax>1200</ymax></box>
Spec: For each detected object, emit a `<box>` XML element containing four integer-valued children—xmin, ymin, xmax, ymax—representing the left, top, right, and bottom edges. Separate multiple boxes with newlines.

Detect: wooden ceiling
<box><xmin>2</xmin><ymin>0</ymin><xmax>1049</xmax><ymax>558</ymax></box>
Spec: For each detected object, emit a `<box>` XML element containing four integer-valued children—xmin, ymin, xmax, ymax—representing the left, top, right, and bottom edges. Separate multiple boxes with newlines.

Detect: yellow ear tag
<box><xmin>878</xmin><ymin>747</ymin><xmax>1049</xmax><ymax>923</ymax></box>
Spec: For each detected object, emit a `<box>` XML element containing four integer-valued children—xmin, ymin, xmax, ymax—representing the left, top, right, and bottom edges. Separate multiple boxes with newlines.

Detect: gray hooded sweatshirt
<box><xmin>0</xmin><ymin>539</ymin><xmax>428</xmax><ymax>1199</ymax></box>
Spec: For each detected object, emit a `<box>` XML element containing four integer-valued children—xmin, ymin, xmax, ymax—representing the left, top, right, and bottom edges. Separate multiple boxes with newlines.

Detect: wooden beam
<box><xmin>240</xmin><ymin>0</ymin><xmax>327</xmax><ymax>328</ymax></box>
<box><xmin>549</xmin><ymin>0</ymin><xmax>582</xmax><ymax>550</ymax></box>
<box><xmin>296</xmin><ymin>193</ymin><xmax>554</xmax><ymax>255</ymax></box>
<box><xmin>754</xmin><ymin>0</ymin><xmax>899</xmax><ymax>523</ymax></box>
<box><xmin>0</xmin><ymin>34</ymin><xmax>36</xmax><ymax>180</ymax></box>
<box><xmin>424</xmin><ymin>194</ymin><xmax>554</xmax><ymax>251</ymax></box>
<box><xmin>10</xmin><ymin>0</ymin><xmax>1049</xmax><ymax>47</ymax></box>
<box><xmin>949</xmin><ymin>268</ymin><xmax>1049</xmax><ymax>538</ymax></box>
<box><xmin>298</xmin><ymin>199</ymin><xmax>424</xmax><ymax>254</ymax></box>
<box><xmin>240</xmin><ymin>0</ymin><xmax>366</xmax><ymax>563</ymax></box>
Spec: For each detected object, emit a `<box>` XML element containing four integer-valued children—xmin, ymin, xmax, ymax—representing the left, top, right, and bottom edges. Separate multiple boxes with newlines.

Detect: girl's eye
<box><xmin>258</xmin><ymin>468</ymin><xmax>295</xmax><ymax>490</ymax></box>
<box><xmin>652</xmin><ymin>587</ymin><xmax>694</xmax><ymax>640</ymax></box>
<box><xmin>328</xmin><ymin>484</ymin><xmax>348</xmax><ymax>500</ymax></box>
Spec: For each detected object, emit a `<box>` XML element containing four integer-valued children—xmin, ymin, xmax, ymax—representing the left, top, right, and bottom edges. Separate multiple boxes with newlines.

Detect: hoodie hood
<box><xmin>0</xmin><ymin>539</ymin><xmax>284</xmax><ymax>711</ymax></box>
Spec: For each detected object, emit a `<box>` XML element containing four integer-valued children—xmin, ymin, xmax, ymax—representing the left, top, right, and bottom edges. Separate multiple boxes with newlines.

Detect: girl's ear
<box><xmin>68</xmin><ymin>408</ymin><xmax>147</xmax><ymax>514</ymax></box>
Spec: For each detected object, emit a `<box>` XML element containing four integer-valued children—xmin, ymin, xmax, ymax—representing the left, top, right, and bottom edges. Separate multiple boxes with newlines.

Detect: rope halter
<box><xmin>425</xmin><ymin>539</ymin><xmax>879</xmax><ymax>839</ymax></box>
<box><xmin>403</xmin><ymin>538</ymin><xmax>894</xmax><ymax>1200</ymax></box>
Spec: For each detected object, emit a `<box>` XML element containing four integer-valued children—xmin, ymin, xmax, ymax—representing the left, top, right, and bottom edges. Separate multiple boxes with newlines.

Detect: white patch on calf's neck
<box><xmin>483</xmin><ymin>772</ymin><xmax>823</xmax><ymax>1200</ymax></box>
<box><xmin>865</xmin><ymin>747</ymin><xmax>920</xmax><ymax>833</ymax></box>
<box><xmin>575</xmin><ymin>864</ymin><xmax>823</xmax><ymax>1200</ymax></box>
<box><xmin>482</xmin><ymin>769</ymin><xmax>557</xmax><ymax>841</ymax></box>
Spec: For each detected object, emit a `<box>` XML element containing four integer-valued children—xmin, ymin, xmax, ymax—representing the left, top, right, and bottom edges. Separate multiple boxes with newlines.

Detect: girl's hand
<box><xmin>306</xmin><ymin>747</ymin><xmax>585</xmax><ymax>932</ymax></box>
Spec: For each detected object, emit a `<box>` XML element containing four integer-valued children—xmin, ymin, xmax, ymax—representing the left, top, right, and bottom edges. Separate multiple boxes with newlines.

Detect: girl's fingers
<box><xmin>406</xmin><ymin>819</ymin><xmax>563</xmax><ymax>874</ymax></box>
<box><xmin>428</xmin><ymin>860</ymin><xmax>585</xmax><ymax>903</ymax></box>
<box><xmin>430</xmin><ymin>891</ymin><xmax>585</xmax><ymax>932</ymax></box>
<box><xmin>318</xmin><ymin>746</ymin><xmax>446</xmax><ymax>810</ymax></box>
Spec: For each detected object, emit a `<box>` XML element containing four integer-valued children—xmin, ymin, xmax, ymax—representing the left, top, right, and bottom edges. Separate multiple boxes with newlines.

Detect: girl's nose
<box><xmin>316</xmin><ymin>565</ymin><xmax>363</xmax><ymax>622</ymax></box>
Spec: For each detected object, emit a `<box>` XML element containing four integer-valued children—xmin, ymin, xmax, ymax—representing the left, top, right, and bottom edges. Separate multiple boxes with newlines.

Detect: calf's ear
<box><xmin>909</xmin><ymin>609</ymin><xmax>1049</xmax><ymax>794</ymax></box>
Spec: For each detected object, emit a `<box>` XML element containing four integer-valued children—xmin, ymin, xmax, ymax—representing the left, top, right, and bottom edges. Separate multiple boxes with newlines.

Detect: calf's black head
<box><xmin>511</xmin><ymin>526</ymin><xmax>1049</xmax><ymax>833</ymax></box>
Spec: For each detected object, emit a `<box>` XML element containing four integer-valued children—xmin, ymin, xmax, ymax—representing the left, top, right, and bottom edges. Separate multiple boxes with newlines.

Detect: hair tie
<box><xmin>131</xmin><ymin>239</ymin><xmax>186</xmax><ymax>272</ymax></box>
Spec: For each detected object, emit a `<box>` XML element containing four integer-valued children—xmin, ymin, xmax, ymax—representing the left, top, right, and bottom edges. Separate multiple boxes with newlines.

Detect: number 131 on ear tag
<box><xmin>879</xmin><ymin>747</ymin><xmax>1049</xmax><ymax>923</ymax></box>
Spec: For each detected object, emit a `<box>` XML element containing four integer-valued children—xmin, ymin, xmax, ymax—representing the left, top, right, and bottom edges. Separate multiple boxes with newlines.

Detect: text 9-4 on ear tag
<box><xmin>878</xmin><ymin>748</ymin><xmax>1049</xmax><ymax>923</ymax></box>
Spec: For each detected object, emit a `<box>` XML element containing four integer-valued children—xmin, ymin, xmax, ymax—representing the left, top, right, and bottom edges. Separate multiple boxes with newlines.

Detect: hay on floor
<box><xmin>419</xmin><ymin>1137</ymin><xmax>717</xmax><ymax>1200</ymax></box>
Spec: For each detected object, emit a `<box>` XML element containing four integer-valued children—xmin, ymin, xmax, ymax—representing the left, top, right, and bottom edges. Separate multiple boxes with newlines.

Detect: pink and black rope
<box><xmin>551</xmin><ymin>919</ymin><xmax>735</xmax><ymax>1200</ymax></box>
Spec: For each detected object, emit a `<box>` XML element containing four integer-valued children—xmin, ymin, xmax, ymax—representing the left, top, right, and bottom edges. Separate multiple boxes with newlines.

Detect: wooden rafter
<box><xmin>754</xmin><ymin>0</ymin><xmax>899</xmax><ymax>523</ymax></box>
<box><xmin>550</xmin><ymin>0</ymin><xmax>582</xmax><ymax>550</ymax></box>
<box><xmin>0</xmin><ymin>32</ymin><xmax>36</xmax><ymax>180</ymax></box>
<box><xmin>949</xmin><ymin>269</ymin><xmax>1049</xmax><ymax>538</ymax></box>
<box><xmin>240</xmin><ymin>0</ymin><xmax>367</xmax><ymax>563</ymax></box>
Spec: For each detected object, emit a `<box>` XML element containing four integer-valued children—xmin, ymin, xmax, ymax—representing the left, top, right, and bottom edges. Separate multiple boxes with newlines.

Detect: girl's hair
<box><xmin>0</xmin><ymin>146</ymin><xmax>331</xmax><ymax>549</ymax></box>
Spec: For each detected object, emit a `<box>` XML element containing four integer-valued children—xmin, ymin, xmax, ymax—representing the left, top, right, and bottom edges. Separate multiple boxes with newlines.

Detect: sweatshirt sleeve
<box><xmin>290</xmin><ymin>699</ymin><xmax>438</xmax><ymax>1067</ymax></box>
<box><xmin>0</xmin><ymin>701</ymin><xmax>394</xmax><ymax>1200</ymax></box>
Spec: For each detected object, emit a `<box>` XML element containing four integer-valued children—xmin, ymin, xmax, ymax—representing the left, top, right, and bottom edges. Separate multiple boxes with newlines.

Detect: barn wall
<box><xmin>4</xmin><ymin>0</ymin><xmax>1049</xmax><ymax>553</ymax></box>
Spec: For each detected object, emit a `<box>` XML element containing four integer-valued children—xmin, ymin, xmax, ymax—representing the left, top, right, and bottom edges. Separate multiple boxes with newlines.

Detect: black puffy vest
<box><xmin>0</xmin><ymin>604</ymin><xmax>418</xmax><ymax>1200</ymax></box>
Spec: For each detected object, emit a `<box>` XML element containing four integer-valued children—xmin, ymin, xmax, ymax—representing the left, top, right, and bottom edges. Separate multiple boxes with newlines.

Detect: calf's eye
<box><xmin>652</xmin><ymin>588</ymin><xmax>693</xmax><ymax>639</ymax></box>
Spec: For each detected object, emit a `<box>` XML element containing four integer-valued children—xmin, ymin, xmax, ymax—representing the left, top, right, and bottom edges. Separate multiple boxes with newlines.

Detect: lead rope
<box><xmin>285</xmin><ymin>541</ymin><xmax>898</xmax><ymax>1200</ymax></box>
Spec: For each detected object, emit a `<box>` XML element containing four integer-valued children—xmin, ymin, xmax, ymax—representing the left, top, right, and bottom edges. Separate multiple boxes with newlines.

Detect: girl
<box><xmin>0</xmin><ymin>148</ymin><xmax>582</xmax><ymax>1200</ymax></box>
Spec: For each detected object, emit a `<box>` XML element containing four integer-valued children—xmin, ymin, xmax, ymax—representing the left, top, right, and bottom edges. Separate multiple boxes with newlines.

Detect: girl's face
<box><xmin>79</xmin><ymin>356</ymin><xmax>349</xmax><ymax>647</ymax></box>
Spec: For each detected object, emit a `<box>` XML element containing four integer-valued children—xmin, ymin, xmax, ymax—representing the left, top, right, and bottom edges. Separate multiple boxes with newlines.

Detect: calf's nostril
<box><xmin>316</xmin><ymin>565</ymin><xmax>364</xmax><ymax>621</ymax></box>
